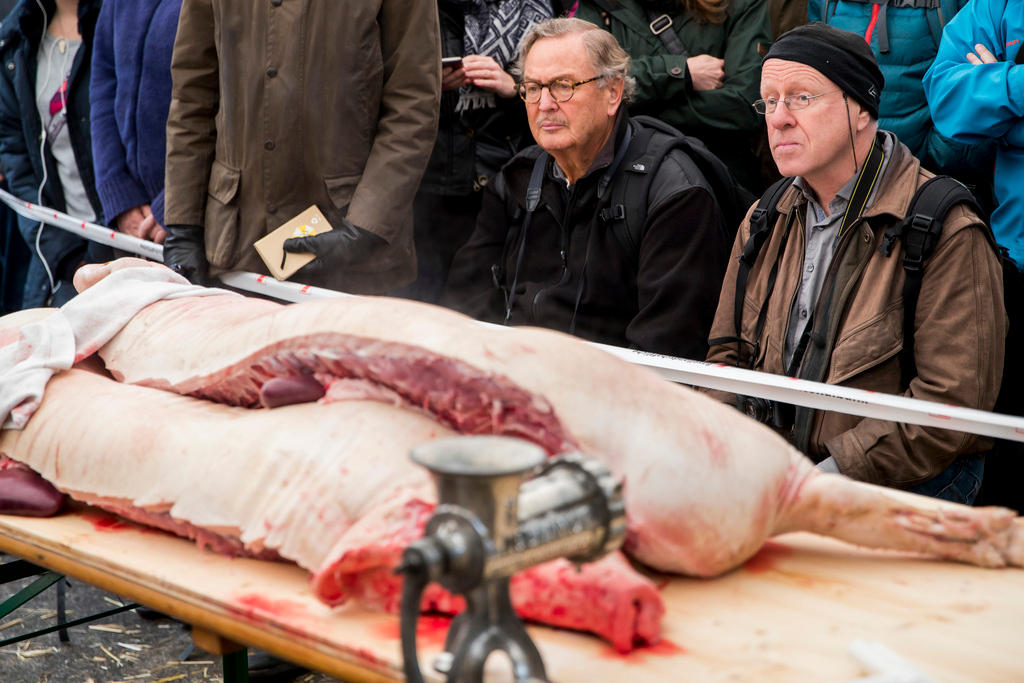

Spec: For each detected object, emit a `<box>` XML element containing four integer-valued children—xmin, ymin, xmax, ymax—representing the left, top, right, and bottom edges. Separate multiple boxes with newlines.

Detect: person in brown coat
<box><xmin>162</xmin><ymin>0</ymin><xmax>441</xmax><ymax>294</ymax></box>
<box><xmin>705</xmin><ymin>23</ymin><xmax>1006</xmax><ymax>504</ymax></box>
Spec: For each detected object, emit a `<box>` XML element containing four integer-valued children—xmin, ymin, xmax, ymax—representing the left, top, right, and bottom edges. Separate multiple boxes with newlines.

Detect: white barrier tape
<box><xmin>0</xmin><ymin>187</ymin><xmax>164</xmax><ymax>261</ymax></box>
<box><xmin>217</xmin><ymin>271</ymin><xmax>348</xmax><ymax>301</ymax></box>
<box><xmin>0</xmin><ymin>188</ymin><xmax>343</xmax><ymax>302</ymax></box>
<box><xmin>4</xmin><ymin>190</ymin><xmax>1021</xmax><ymax>442</ymax></box>
<box><xmin>593</xmin><ymin>344</ymin><xmax>1024</xmax><ymax>443</ymax></box>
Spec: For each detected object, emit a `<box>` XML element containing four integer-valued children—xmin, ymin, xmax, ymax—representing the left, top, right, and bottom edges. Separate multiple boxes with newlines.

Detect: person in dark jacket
<box><xmin>570</xmin><ymin>0</ymin><xmax>770</xmax><ymax>193</ymax></box>
<box><xmin>89</xmin><ymin>0</ymin><xmax>182</xmax><ymax>245</ymax></box>
<box><xmin>402</xmin><ymin>0</ymin><xmax>552</xmax><ymax>304</ymax></box>
<box><xmin>443</xmin><ymin>17</ymin><xmax>731</xmax><ymax>358</ymax></box>
<box><xmin>0</xmin><ymin>0</ymin><xmax>106</xmax><ymax>308</ymax></box>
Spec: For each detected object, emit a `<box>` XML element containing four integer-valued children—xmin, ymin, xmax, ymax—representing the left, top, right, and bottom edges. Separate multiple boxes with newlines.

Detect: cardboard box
<box><xmin>253</xmin><ymin>206</ymin><xmax>334</xmax><ymax>281</ymax></box>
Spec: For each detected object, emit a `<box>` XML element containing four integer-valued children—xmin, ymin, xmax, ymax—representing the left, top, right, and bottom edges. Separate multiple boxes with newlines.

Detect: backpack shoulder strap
<box><xmin>707</xmin><ymin>175</ymin><xmax>795</xmax><ymax>355</ymax></box>
<box><xmin>598</xmin><ymin>119</ymin><xmax>661</xmax><ymax>261</ymax></box>
<box><xmin>881</xmin><ymin>175</ymin><xmax>983</xmax><ymax>386</ymax></box>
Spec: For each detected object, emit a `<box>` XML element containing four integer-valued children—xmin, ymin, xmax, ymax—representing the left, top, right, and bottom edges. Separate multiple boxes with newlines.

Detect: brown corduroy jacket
<box><xmin>706</xmin><ymin>138</ymin><xmax>1006</xmax><ymax>488</ymax></box>
<box><xmin>164</xmin><ymin>0</ymin><xmax>441</xmax><ymax>294</ymax></box>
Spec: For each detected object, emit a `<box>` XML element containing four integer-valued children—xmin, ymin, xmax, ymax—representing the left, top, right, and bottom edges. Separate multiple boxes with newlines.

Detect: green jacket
<box><xmin>572</xmin><ymin>0</ymin><xmax>768</xmax><ymax>191</ymax></box>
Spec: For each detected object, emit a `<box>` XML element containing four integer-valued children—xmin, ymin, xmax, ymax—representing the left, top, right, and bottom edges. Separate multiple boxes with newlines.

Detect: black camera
<box><xmin>736</xmin><ymin>395</ymin><xmax>794</xmax><ymax>430</ymax></box>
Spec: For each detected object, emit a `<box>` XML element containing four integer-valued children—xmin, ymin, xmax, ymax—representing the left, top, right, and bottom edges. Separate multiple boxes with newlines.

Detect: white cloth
<box><xmin>0</xmin><ymin>266</ymin><xmax>237</xmax><ymax>429</ymax></box>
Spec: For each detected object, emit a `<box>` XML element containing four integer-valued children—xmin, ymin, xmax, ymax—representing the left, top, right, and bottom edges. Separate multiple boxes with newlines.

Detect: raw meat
<box><xmin>0</xmin><ymin>327</ymin><xmax>661</xmax><ymax>651</ymax></box>
<box><xmin>88</xmin><ymin>263</ymin><xmax>1024</xmax><ymax>581</ymax></box>
<box><xmin>3</xmin><ymin>259</ymin><xmax>1022</xmax><ymax>653</ymax></box>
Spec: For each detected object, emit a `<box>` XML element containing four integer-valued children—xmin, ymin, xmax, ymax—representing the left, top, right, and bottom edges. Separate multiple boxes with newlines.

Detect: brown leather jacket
<box><xmin>164</xmin><ymin>0</ymin><xmax>441</xmax><ymax>294</ymax></box>
<box><xmin>706</xmin><ymin>139</ymin><xmax>1006</xmax><ymax>488</ymax></box>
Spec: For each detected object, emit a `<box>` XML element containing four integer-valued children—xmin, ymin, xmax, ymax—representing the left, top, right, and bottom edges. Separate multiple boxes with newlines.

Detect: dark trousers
<box><xmin>396</xmin><ymin>190</ymin><xmax>482</xmax><ymax>305</ymax></box>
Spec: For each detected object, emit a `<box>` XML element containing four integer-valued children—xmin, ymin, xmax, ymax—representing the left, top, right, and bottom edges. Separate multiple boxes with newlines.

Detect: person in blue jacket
<box><xmin>924</xmin><ymin>0</ymin><xmax>1023</xmax><ymax>270</ymax></box>
<box><xmin>89</xmin><ymin>0</ymin><xmax>181</xmax><ymax>245</ymax></box>
<box><xmin>810</xmin><ymin>0</ymin><xmax>994</xmax><ymax>187</ymax></box>
<box><xmin>0</xmin><ymin>0</ymin><xmax>107</xmax><ymax>309</ymax></box>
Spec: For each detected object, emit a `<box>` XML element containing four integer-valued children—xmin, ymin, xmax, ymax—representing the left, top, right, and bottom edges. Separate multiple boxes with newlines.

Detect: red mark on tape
<box><xmin>928</xmin><ymin>413</ymin><xmax>951</xmax><ymax>420</ymax></box>
<box><xmin>256</xmin><ymin>274</ymin><xmax>266</xmax><ymax>283</ymax></box>
<box><xmin>52</xmin><ymin>212</ymin><xmax>59</xmax><ymax>219</ymax></box>
<box><xmin>80</xmin><ymin>222</ymin><xmax>86</xmax><ymax>229</ymax></box>
<box><xmin>109</xmin><ymin>231</ymin><xmax>116</xmax><ymax>239</ymax></box>
<box><xmin>300</xmin><ymin>285</ymin><xmax>311</xmax><ymax>295</ymax></box>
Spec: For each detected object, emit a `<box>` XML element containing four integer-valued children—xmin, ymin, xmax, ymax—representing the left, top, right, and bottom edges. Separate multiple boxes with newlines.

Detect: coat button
<box><xmin>271</xmin><ymin>0</ymin><xmax>281</xmax><ymax>5</ymax></box>
<box><xmin>266</xmin><ymin>66</ymin><xmax>277</xmax><ymax>78</ymax></box>
<box><xmin>268</xmin><ymin>204</ymin><xmax>277</xmax><ymax>214</ymax></box>
<box><xmin>670</xmin><ymin>66</ymin><xmax>683</xmax><ymax>76</ymax></box>
<box><xmin>264</xmin><ymin>139</ymin><xmax>275</xmax><ymax>150</ymax></box>
<box><xmin>6</xmin><ymin>62</ymin><xmax>13</xmax><ymax>71</ymax></box>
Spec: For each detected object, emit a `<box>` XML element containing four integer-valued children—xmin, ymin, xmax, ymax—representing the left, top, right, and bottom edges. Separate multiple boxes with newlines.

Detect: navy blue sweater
<box><xmin>89</xmin><ymin>0</ymin><xmax>181</xmax><ymax>227</ymax></box>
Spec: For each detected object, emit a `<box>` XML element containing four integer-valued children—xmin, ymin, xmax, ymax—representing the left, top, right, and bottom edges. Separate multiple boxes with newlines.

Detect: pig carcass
<box><xmin>3</xmin><ymin>259</ymin><xmax>1023</xmax><ymax>652</ymax></box>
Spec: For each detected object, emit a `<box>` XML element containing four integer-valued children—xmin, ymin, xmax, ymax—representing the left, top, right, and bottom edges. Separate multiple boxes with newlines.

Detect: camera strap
<box><xmin>786</xmin><ymin>136</ymin><xmax>884</xmax><ymax>379</ymax></box>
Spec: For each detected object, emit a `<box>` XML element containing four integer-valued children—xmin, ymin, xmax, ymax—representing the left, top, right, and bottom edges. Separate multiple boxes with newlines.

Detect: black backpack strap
<box><xmin>708</xmin><ymin>176</ymin><xmax>795</xmax><ymax>360</ymax></box>
<box><xmin>502</xmin><ymin>152</ymin><xmax>548</xmax><ymax>323</ymax></box>
<box><xmin>880</xmin><ymin>176</ymin><xmax>982</xmax><ymax>386</ymax></box>
<box><xmin>598</xmin><ymin>121</ymin><xmax>657</xmax><ymax>262</ymax></box>
<box><xmin>621</xmin><ymin>115</ymin><xmax>755</xmax><ymax>240</ymax></box>
<box><xmin>1016</xmin><ymin>43</ymin><xmax>1024</xmax><ymax>64</ymax></box>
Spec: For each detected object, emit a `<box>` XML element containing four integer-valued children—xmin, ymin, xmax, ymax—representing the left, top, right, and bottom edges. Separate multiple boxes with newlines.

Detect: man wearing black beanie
<box><xmin>705</xmin><ymin>22</ymin><xmax>1007</xmax><ymax>505</ymax></box>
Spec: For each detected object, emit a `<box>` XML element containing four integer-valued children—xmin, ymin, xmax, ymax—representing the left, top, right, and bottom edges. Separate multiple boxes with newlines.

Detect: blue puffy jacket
<box><xmin>810</xmin><ymin>0</ymin><xmax>990</xmax><ymax>175</ymax></box>
<box><xmin>924</xmin><ymin>0</ymin><xmax>1024</xmax><ymax>267</ymax></box>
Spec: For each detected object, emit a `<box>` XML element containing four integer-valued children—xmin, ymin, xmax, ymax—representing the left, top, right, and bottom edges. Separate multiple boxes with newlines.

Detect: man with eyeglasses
<box><xmin>705</xmin><ymin>22</ymin><xmax>1006</xmax><ymax>504</ymax></box>
<box><xmin>443</xmin><ymin>17</ymin><xmax>731</xmax><ymax>358</ymax></box>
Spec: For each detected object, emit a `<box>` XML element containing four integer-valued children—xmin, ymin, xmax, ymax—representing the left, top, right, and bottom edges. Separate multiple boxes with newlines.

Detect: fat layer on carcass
<box><xmin>91</xmin><ymin>276</ymin><xmax>1024</xmax><ymax>580</ymax></box>
<box><xmin>0</xmin><ymin>360</ymin><xmax>662</xmax><ymax>651</ymax></box>
<box><xmin>5</xmin><ymin>261</ymin><xmax>1024</xmax><ymax>653</ymax></box>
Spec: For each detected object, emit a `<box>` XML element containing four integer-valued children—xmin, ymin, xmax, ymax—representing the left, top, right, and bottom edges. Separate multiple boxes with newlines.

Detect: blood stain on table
<box><xmin>231</xmin><ymin>593</ymin><xmax>308</xmax><ymax>621</ymax></box>
<box><xmin>79</xmin><ymin>509</ymin><xmax>134</xmax><ymax>532</ymax></box>
<box><xmin>371</xmin><ymin>615</ymin><xmax>452</xmax><ymax>648</ymax></box>
<box><xmin>743</xmin><ymin>540</ymin><xmax>792</xmax><ymax>573</ymax></box>
<box><xmin>600</xmin><ymin>638</ymin><xmax>687</xmax><ymax>661</ymax></box>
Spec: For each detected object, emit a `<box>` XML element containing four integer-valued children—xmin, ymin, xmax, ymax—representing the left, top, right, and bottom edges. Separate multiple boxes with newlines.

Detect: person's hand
<box><xmin>115</xmin><ymin>205</ymin><xmax>151</xmax><ymax>238</ymax></box>
<box><xmin>687</xmin><ymin>54</ymin><xmax>725</xmax><ymax>91</ymax></box>
<box><xmin>966</xmin><ymin>43</ymin><xmax>997</xmax><ymax>65</ymax></box>
<box><xmin>442</xmin><ymin>64</ymin><xmax>468</xmax><ymax>91</ymax></box>
<box><xmin>461</xmin><ymin>54</ymin><xmax>517</xmax><ymax>99</ymax></box>
<box><xmin>163</xmin><ymin>224</ymin><xmax>209</xmax><ymax>284</ymax></box>
<box><xmin>281</xmin><ymin>219</ymin><xmax>387</xmax><ymax>275</ymax></box>
<box><xmin>138</xmin><ymin>213</ymin><xmax>167</xmax><ymax>244</ymax></box>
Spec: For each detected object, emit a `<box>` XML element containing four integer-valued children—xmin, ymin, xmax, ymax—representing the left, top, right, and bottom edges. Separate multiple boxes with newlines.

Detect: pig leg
<box><xmin>775</xmin><ymin>465</ymin><xmax>1024</xmax><ymax>568</ymax></box>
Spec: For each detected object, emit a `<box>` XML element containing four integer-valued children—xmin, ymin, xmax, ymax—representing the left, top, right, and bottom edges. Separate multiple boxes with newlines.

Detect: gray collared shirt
<box><xmin>783</xmin><ymin>133</ymin><xmax>895</xmax><ymax>370</ymax></box>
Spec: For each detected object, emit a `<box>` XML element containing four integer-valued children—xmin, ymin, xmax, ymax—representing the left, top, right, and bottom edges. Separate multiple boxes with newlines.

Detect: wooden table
<box><xmin>1</xmin><ymin>506</ymin><xmax>1022</xmax><ymax>682</ymax></box>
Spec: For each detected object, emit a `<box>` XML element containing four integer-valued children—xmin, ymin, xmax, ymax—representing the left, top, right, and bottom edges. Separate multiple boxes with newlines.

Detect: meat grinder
<box><xmin>397</xmin><ymin>435</ymin><xmax>625</xmax><ymax>683</ymax></box>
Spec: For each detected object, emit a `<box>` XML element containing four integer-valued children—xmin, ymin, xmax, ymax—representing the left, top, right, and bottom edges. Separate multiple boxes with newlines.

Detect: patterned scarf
<box><xmin>457</xmin><ymin>0</ymin><xmax>552</xmax><ymax>111</ymax></box>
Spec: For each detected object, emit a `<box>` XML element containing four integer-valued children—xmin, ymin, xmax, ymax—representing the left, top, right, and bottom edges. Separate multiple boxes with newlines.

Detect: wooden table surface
<box><xmin>1</xmin><ymin>505</ymin><xmax>1022</xmax><ymax>682</ymax></box>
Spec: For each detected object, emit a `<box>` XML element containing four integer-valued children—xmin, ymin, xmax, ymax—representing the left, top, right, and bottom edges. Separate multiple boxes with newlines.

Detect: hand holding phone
<box><xmin>441</xmin><ymin>57</ymin><xmax>467</xmax><ymax>92</ymax></box>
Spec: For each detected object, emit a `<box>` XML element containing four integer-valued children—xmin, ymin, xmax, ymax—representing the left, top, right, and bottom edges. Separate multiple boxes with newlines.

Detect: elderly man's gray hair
<box><xmin>514</xmin><ymin>17</ymin><xmax>636</xmax><ymax>103</ymax></box>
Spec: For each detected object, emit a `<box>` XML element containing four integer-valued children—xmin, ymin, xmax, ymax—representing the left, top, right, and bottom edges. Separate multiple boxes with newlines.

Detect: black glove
<box><xmin>163</xmin><ymin>224</ymin><xmax>209</xmax><ymax>284</ymax></box>
<box><xmin>281</xmin><ymin>219</ymin><xmax>387</xmax><ymax>275</ymax></box>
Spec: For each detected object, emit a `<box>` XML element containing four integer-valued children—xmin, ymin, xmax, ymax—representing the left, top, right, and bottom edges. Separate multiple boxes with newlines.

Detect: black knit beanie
<box><xmin>764</xmin><ymin>22</ymin><xmax>885</xmax><ymax>119</ymax></box>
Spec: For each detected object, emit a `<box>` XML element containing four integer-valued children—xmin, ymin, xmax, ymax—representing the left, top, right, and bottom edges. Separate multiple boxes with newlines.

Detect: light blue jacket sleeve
<box><xmin>923</xmin><ymin>0</ymin><xmax>1024</xmax><ymax>144</ymax></box>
